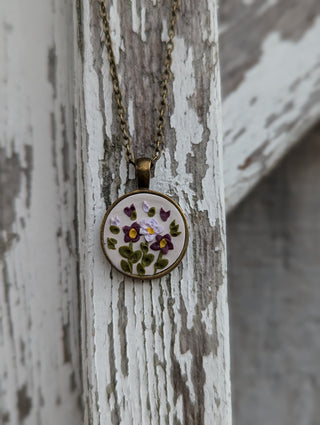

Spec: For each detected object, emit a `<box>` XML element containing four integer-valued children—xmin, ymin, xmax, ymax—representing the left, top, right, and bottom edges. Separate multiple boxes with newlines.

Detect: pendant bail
<box><xmin>135</xmin><ymin>158</ymin><xmax>152</xmax><ymax>189</ymax></box>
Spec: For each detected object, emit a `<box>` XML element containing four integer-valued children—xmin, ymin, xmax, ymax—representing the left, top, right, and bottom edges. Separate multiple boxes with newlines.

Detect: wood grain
<box><xmin>227</xmin><ymin>123</ymin><xmax>320</xmax><ymax>425</ymax></box>
<box><xmin>0</xmin><ymin>1</ymin><xmax>82</xmax><ymax>424</ymax></box>
<box><xmin>220</xmin><ymin>0</ymin><xmax>320</xmax><ymax>212</ymax></box>
<box><xmin>75</xmin><ymin>0</ymin><xmax>231</xmax><ymax>424</ymax></box>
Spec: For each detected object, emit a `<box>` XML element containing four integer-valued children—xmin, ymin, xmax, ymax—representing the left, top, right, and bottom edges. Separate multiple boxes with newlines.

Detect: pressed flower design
<box><xmin>106</xmin><ymin>200</ymin><xmax>184</xmax><ymax>276</ymax></box>
<box><xmin>139</xmin><ymin>218</ymin><xmax>164</xmax><ymax>242</ymax></box>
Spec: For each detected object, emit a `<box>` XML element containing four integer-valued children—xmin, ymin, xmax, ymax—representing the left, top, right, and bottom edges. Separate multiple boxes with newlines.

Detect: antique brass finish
<box><xmin>135</xmin><ymin>158</ymin><xmax>152</xmax><ymax>189</ymax></box>
<box><xmin>100</xmin><ymin>190</ymin><xmax>189</xmax><ymax>280</ymax></box>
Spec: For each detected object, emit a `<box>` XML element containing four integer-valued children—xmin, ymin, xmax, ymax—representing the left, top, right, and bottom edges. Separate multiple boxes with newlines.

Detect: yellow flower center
<box><xmin>147</xmin><ymin>226</ymin><xmax>155</xmax><ymax>235</ymax></box>
<box><xmin>159</xmin><ymin>238</ymin><xmax>167</xmax><ymax>248</ymax></box>
<box><xmin>129</xmin><ymin>228</ymin><xmax>137</xmax><ymax>239</ymax></box>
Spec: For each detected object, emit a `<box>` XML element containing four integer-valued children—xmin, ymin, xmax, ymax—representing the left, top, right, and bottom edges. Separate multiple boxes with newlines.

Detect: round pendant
<box><xmin>100</xmin><ymin>190</ymin><xmax>189</xmax><ymax>279</ymax></box>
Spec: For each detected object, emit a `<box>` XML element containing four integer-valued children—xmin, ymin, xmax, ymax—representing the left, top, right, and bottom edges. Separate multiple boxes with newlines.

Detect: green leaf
<box><xmin>110</xmin><ymin>225</ymin><xmax>120</xmax><ymax>234</ymax></box>
<box><xmin>120</xmin><ymin>260</ymin><xmax>132</xmax><ymax>274</ymax></box>
<box><xmin>154</xmin><ymin>258</ymin><xmax>169</xmax><ymax>273</ymax></box>
<box><xmin>137</xmin><ymin>263</ymin><xmax>146</xmax><ymax>276</ymax></box>
<box><xmin>142</xmin><ymin>253</ymin><xmax>155</xmax><ymax>267</ymax></box>
<box><xmin>171</xmin><ymin>230</ymin><xmax>181</xmax><ymax>237</ymax></box>
<box><xmin>107</xmin><ymin>238</ymin><xmax>117</xmax><ymax>250</ymax></box>
<box><xmin>170</xmin><ymin>219</ymin><xmax>181</xmax><ymax>237</ymax></box>
<box><xmin>129</xmin><ymin>250</ymin><xmax>142</xmax><ymax>264</ymax></box>
<box><xmin>170</xmin><ymin>220</ymin><xmax>177</xmax><ymax>230</ymax></box>
<box><xmin>130</xmin><ymin>210</ymin><xmax>137</xmax><ymax>220</ymax></box>
<box><xmin>148</xmin><ymin>207</ymin><xmax>155</xmax><ymax>217</ymax></box>
<box><xmin>156</xmin><ymin>258</ymin><xmax>169</xmax><ymax>269</ymax></box>
<box><xmin>119</xmin><ymin>246</ymin><xmax>132</xmax><ymax>258</ymax></box>
<box><xmin>140</xmin><ymin>242</ymin><xmax>149</xmax><ymax>254</ymax></box>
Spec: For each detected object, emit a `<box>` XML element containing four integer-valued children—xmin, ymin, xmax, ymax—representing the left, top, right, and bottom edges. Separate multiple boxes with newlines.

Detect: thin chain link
<box><xmin>98</xmin><ymin>0</ymin><xmax>180</xmax><ymax>165</ymax></box>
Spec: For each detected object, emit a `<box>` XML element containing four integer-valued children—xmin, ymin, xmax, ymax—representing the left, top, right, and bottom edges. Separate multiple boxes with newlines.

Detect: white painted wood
<box><xmin>220</xmin><ymin>1</ymin><xmax>320</xmax><ymax>212</ymax></box>
<box><xmin>0</xmin><ymin>1</ymin><xmax>82</xmax><ymax>424</ymax></box>
<box><xmin>228</xmin><ymin>124</ymin><xmax>320</xmax><ymax>425</ymax></box>
<box><xmin>75</xmin><ymin>0</ymin><xmax>231</xmax><ymax>424</ymax></box>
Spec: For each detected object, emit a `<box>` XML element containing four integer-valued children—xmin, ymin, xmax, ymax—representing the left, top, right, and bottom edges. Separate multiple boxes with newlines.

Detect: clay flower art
<box><xmin>160</xmin><ymin>207</ymin><xmax>170</xmax><ymax>222</ymax></box>
<box><xmin>142</xmin><ymin>201</ymin><xmax>150</xmax><ymax>212</ymax></box>
<box><xmin>150</xmin><ymin>234</ymin><xmax>174</xmax><ymax>255</ymax></box>
<box><xmin>122</xmin><ymin>222</ymin><xmax>141</xmax><ymax>243</ymax></box>
<box><xmin>124</xmin><ymin>204</ymin><xmax>137</xmax><ymax>220</ymax></box>
<box><xmin>139</xmin><ymin>218</ymin><xmax>164</xmax><ymax>242</ymax></box>
<box><xmin>124</xmin><ymin>204</ymin><xmax>136</xmax><ymax>217</ymax></box>
<box><xmin>110</xmin><ymin>216</ymin><xmax>120</xmax><ymax>226</ymax></box>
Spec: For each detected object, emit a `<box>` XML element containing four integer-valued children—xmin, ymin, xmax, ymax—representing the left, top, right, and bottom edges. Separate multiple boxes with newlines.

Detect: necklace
<box><xmin>99</xmin><ymin>0</ymin><xmax>188</xmax><ymax>279</ymax></box>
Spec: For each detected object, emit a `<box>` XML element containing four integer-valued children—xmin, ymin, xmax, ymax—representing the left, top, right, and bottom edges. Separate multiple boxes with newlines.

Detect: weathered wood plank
<box><xmin>0</xmin><ymin>1</ymin><xmax>82</xmax><ymax>423</ymax></box>
<box><xmin>219</xmin><ymin>0</ymin><xmax>320</xmax><ymax>212</ymax></box>
<box><xmin>75</xmin><ymin>0</ymin><xmax>231</xmax><ymax>424</ymax></box>
<box><xmin>227</xmin><ymin>123</ymin><xmax>320</xmax><ymax>425</ymax></box>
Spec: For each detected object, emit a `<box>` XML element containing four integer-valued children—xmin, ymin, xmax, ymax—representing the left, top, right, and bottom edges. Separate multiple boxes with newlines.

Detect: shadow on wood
<box><xmin>227</xmin><ymin>122</ymin><xmax>320</xmax><ymax>425</ymax></box>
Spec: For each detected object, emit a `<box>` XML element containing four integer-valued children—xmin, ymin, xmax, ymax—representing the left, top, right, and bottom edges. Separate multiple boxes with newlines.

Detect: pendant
<box><xmin>101</xmin><ymin>159</ymin><xmax>189</xmax><ymax>279</ymax></box>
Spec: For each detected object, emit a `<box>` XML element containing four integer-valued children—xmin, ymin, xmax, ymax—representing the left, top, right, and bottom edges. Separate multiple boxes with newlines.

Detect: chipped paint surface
<box><xmin>228</xmin><ymin>124</ymin><xmax>320</xmax><ymax>425</ymax></box>
<box><xmin>220</xmin><ymin>2</ymin><xmax>320</xmax><ymax>212</ymax></box>
<box><xmin>0</xmin><ymin>0</ymin><xmax>82</xmax><ymax>423</ymax></box>
<box><xmin>76</xmin><ymin>0</ymin><xmax>231</xmax><ymax>424</ymax></box>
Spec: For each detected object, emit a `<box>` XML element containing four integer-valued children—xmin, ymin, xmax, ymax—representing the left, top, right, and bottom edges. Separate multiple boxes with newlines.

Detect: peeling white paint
<box><xmin>223</xmin><ymin>17</ymin><xmax>320</xmax><ymax>212</ymax></box>
<box><xmin>161</xmin><ymin>19</ymin><xmax>168</xmax><ymax>42</ymax></box>
<box><xmin>109</xmin><ymin>3</ymin><xmax>122</xmax><ymax>64</ymax></box>
<box><xmin>257</xmin><ymin>0</ymin><xmax>278</xmax><ymax>15</ymax></box>
<box><xmin>141</xmin><ymin>7</ymin><xmax>147</xmax><ymax>42</ymax></box>
<box><xmin>131</xmin><ymin>0</ymin><xmax>140</xmax><ymax>35</ymax></box>
<box><xmin>76</xmin><ymin>1</ymin><xmax>231</xmax><ymax>424</ymax></box>
<box><xmin>0</xmin><ymin>0</ymin><xmax>82</xmax><ymax>423</ymax></box>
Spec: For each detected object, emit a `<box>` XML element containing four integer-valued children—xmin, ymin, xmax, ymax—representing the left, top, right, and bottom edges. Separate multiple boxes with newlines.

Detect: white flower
<box><xmin>110</xmin><ymin>216</ymin><xmax>120</xmax><ymax>227</ymax></box>
<box><xmin>139</xmin><ymin>218</ymin><xmax>164</xmax><ymax>242</ymax></box>
<box><xmin>143</xmin><ymin>201</ymin><xmax>150</xmax><ymax>212</ymax></box>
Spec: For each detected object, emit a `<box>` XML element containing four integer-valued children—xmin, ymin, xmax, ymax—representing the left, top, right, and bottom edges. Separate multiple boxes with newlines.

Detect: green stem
<box><xmin>154</xmin><ymin>251</ymin><xmax>162</xmax><ymax>274</ymax></box>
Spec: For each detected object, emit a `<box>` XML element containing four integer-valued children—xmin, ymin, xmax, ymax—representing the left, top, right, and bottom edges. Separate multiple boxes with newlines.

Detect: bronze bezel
<box><xmin>100</xmin><ymin>189</ymin><xmax>189</xmax><ymax>280</ymax></box>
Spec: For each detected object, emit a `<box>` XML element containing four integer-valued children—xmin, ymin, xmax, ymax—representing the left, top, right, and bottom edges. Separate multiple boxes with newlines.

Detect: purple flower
<box><xmin>139</xmin><ymin>218</ymin><xmax>164</xmax><ymax>242</ymax></box>
<box><xmin>150</xmin><ymin>234</ymin><xmax>174</xmax><ymax>255</ymax></box>
<box><xmin>122</xmin><ymin>222</ymin><xmax>140</xmax><ymax>243</ymax></box>
<box><xmin>124</xmin><ymin>204</ymin><xmax>136</xmax><ymax>217</ymax></box>
<box><xmin>110</xmin><ymin>216</ymin><xmax>120</xmax><ymax>226</ymax></box>
<box><xmin>160</xmin><ymin>208</ymin><xmax>171</xmax><ymax>222</ymax></box>
<box><xmin>142</xmin><ymin>201</ymin><xmax>150</xmax><ymax>212</ymax></box>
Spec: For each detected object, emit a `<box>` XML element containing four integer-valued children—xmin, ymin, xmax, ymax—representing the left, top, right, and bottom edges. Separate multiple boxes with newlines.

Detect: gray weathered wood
<box><xmin>75</xmin><ymin>0</ymin><xmax>231</xmax><ymax>424</ymax></box>
<box><xmin>0</xmin><ymin>0</ymin><xmax>82</xmax><ymax>424</ymax></box>
<box><xmin>220</xmin><ymin>0</ymin><xmax>320</xmax><ymax>212</ymax></box>
<box><xmin>227</xmin><ymin>123</ymin><xmax>320</xmax><ymax>425</ymax></box>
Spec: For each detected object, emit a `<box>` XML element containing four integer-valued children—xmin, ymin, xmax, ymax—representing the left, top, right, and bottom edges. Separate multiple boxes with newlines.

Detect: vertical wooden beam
<box><xmin>75</xmin><ymin>0</ymin><xmax>231</xmax><ymax>424</ymax></box>
<box><xmin>0</xmin><ymin>0</ymin><xmax>82</xmax><ymax>423</ymax></box>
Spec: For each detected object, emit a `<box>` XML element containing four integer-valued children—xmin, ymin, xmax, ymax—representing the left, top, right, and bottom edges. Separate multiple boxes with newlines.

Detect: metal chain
<box><xmin>98</xmin><ymin>0</ymin><xmax>180</xmax><ymax>165</ymax></box>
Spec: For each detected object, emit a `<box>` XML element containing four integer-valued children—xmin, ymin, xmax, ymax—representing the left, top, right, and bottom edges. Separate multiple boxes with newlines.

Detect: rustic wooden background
<box><xmin>1</xmin><ymin>0</ymin><xmax>320</xmax><ymax>423</ymax></box>
<box><xmin>0</xmin><ymin>1</ymin><xmax>82</xmax><ymax>424</ymax></box>
<box><xmin>1</xmin><ymin>0</ymin><xmax>231</xmax><ymax>424</ymax></box>
<box><xmin>227</xmin><ymin>123</ymin><xmax>320</xmax><ymax>425</ymax></box>
<box><xmin>220</xmin><ymin>0</ymin><xmax>320</xmax><ymax>212</ymax></box>
<box><xmin>220</xmin><ymin>1</ymin><xmax>320</xmax><ymax>423</ymax></box>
